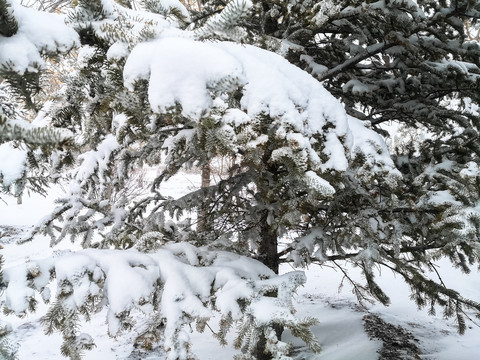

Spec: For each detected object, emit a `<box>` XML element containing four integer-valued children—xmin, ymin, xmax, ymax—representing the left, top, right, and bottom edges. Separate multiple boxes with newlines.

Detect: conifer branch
<box><xmin>0</xmin><ymin>0</ymin><xmax>18</xmax><ymax>37</ymax></box>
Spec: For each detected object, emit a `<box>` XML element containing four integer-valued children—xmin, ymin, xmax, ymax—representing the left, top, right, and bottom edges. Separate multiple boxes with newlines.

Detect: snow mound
<box><xmin>0</xmin><ymin>0</ymin><xmax>79</xmax><ymax>74</ymax></box>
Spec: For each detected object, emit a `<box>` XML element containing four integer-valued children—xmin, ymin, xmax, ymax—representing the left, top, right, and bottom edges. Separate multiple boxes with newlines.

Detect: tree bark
<box><xmin>254</xmin><ymin>215</ymin><xmax>282</xmax><ymax>360</ymax></box>
<box><xmin>258</xmin><ymin>219</ymin><xmax>279</xmax><ymax>274</ymax></box>
<box><xmin>197</xmin><ymin>162</ymin><xmax>211</xmax><ymax>233</ymax></box>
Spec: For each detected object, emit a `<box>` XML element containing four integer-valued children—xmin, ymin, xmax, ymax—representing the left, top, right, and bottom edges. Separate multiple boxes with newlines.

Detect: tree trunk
<box><xmin>254</xmin><ymin>216</ymin><xmax>282</xmax><ymax>360</ymax></box>
<box><xmin>258</xmin><ymin>219</ymin><xmax>279</xmax><ymax>274</ymax></box>
<box><xmin>197</xmin><ymin>162</ymin><xmax>211</xmax><ymax>233</ymax></box>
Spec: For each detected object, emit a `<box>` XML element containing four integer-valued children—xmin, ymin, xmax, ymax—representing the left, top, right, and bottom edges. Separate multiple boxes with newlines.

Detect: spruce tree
<box><xmin>152</xmin><ymin>0</ymin><xmax>480</xmax><ymax>342</ymax></box>
<box><xmin>4</xmin><ymin>1</ymin><xmax>324</xmax><ymax>359</ymax></box>
<box><xmin>150</xmin><ymin>0</ymin><xmax>480</xmax><ymax>327</ymax></box>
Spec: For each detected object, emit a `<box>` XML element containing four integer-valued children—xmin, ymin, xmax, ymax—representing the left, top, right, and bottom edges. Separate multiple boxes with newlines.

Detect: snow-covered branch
<box><xmin>2</xmin><ymin>243</ymin><xmax>319</xmax><ymax>359</ymax></box>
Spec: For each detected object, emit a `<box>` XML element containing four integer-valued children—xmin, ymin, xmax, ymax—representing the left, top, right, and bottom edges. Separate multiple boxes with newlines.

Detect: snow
<box><xmin>304</xmin><ymin>170</ymin><xmax>336</xmax><ymax>196</ymax></box>
<box><xmin>125</xmin><ymin>37</ymin><xmax>245</xmax><ymax>119</ymax></box>
<box><xmin>347</xmin><ymin>115</ymin><xmax>401</xmax><ymax>182</ymax></box>
<box><xmin>425</xmin><ymin>190</ymin><xmax>462</xmax><ymax>206</ymax></box>
<box><xmin>0</xmin><ymin>0</ymin><xmax>79</xmax><ymax>74</ymax></box>
<box><xmin>2</xmin><ymin>257</ymin><xmax>53</xmax><ymax>316</ymax></box>
<box><xmin>125</xmin><ymin>36</ymin><xmax>351</xmax><ymax>174</ymax></box>
<box><xmin>158</xmin><ymin>0</ymin><xmax>190</xmax><ymax>20</ymax></box>
<box><xmin>342</xmin><ymin>79</ymin><xmax>377</xmax><ymax>95</ymax></box>
<box><xmin>73</xmin><ymin>134</ymin><xmax>120</xmax><ymax>190</ymax></box>
<box><xmin>222</xmin><ymin>108</ymin><xmax>251</xmax><ymax>127</ymax></box>
<box><xmin>460</xmin><ymin>161</ymin><xmax>480</xmax><ymax>179</ymax></box>
<box><xmin>300</xmin><ymin>54</ymin><xmax>328</xmax><ymax>77</ymax></box>
<box><xmin>284</xmin><ymin>301</ymin><xmax>381</xmax><ymax>360</ymax></box>
<box><xmin>0</xmin><ymin>142</ymin><xmax>27</xmax><ymax>188</ymax></box>
<box><xmin>82</xmin><ymin>249</ymin><xmax>160</xmax><ymax>334</ymax></box>
<box><xmin>3</xmin><ymin>263</ymin><xmax>37</xmax><ymax>315</ymax></box>
<box><xmin>106</xmin><ymin>42</ymin><xmax>130</xmax><ymax>61</ymax></box>
<box><xmin>77</xmin><ymin>46</ymin><xmax>97</xmax><ymax>68</ymax></box>
<box><xmin>311</xmin><ymin>0</ymin><xmax>342</xmax><ymax>27</ymax></box>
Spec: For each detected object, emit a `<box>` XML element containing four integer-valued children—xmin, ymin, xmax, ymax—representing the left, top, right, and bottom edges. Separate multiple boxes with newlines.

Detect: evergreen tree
<box><xmin>4</xmin><ymin>1</ymin><xmax>324</xmax><ymax>359</ymax></box>
<box><xmin>140</xmin><ymin>0</ymin><xmax>480</xmax><ymax>333</ymax></box>
<box><xmin>185</xmin><ymin>0</ymin><xmax>480</xmax><ymax>339</ymax></box>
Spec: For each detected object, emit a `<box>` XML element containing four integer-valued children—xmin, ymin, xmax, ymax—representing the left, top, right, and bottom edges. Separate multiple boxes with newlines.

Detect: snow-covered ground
<box><xmin>1</xmin><ymin>173</ymin><xmax>480</xmax><ymax>359</ymax></box>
